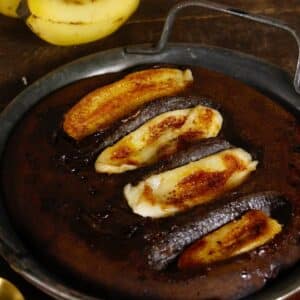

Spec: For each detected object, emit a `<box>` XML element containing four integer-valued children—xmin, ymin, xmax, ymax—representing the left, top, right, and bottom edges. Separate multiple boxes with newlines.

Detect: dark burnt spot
<box><xmin>148</xmin><ymin>115</ymin><xmax>187</xmax><ymax>142</ymax></box>
<box><xmin>142</xmin><ymin>184</ymin><xmax>156</xmax><ymax>205</ymax></box>
<box><xmin>166</xmin><ymin>171</ymin><xmax>228</xmax><ymax>206</ymax></box>
<box><xmin>179</xmin><ymin>130</ymin><xmax>204</xmax><ymax>142</ymax></box>
<box><xmin>181</xmin><ymin>171</ymin><xmax>226</xmax><ymax>191</ymax></box>
<box><xmin>111</xmin><ymin>146</ymin><xmax>132</xmax><ymax>160</ymax></box>
<box><xmin>222</xmin><ymin>153</ymin><xmax>246</xmax><ymax>171</ymax></box>
<box><xmin>156</xmin><ymin>141</ymin><xmax>179</xmax><ymax>159</ymax></box>
<box><xmin>201</xmin><ymin>108</ymin><xmax>213</xmax><ymax>124</ymax></box>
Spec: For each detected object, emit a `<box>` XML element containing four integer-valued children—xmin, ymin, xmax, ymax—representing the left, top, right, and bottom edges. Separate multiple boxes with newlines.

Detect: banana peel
<box><xmin>0</xmin><ymin>0</ymin><xmax>21</xmax><ymax>18</ymax></box>
<box><xmin>19</xmin><ymin>0</ymin><xmax>140</xmax><ymax>46</ymax></box>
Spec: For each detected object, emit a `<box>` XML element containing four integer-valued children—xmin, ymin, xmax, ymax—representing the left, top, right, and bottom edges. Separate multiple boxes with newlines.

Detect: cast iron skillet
<box><xmin>0</xmin><ymin>1</ymin><xmax>299</xmax><ymax>299</ymax></box>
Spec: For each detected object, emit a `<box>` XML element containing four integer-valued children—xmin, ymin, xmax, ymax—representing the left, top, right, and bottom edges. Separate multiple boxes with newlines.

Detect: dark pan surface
<box><xmin>1</xmin><ymin>62</ymin><xmax>300</xmax><ymax>300</ymax></box>
<box><xmin>0</xmin><ymin>45</ymin><xmax>299</xmax><ymax>300</ymax></box>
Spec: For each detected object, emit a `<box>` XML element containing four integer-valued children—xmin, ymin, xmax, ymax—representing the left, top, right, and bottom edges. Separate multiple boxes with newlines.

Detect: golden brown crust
<box><xmin>178</xmin><ymin>210</ymin><xmax>282</xmax><ymax>269</ymax></box>
<box><xmin>164</xmin><ymin>153</ymin><xmax>247</xmax><ymax>207</ymax></box>
<box><xmin>63</xmin><ymin>68</ymin><xmax>193</xmax><ymax>140</ymax></box>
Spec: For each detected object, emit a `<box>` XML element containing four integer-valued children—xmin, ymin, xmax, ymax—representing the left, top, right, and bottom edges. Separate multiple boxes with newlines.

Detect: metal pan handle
<box><xmin>126</xmin><ymin>0</ymin><xmax>300</xmax><ymax>94</ymax></box>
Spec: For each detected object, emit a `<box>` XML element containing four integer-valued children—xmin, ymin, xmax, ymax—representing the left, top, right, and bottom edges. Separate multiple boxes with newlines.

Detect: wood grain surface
<box><xmin>0</xmin><ymin>1</ymin><xmax>299</xmax><ymax>299</ymax></box>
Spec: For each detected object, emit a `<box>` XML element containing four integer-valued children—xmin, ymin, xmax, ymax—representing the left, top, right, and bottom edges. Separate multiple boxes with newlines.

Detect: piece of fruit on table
<box><xmin>1</xmin><ymin>0</ymin><xmax>140</xmax><ymax>46</ymax></box>
<box><xmin>0</xmin><ymin>0</ymin><xmax>21</xmax><ymax>17</ymax></box>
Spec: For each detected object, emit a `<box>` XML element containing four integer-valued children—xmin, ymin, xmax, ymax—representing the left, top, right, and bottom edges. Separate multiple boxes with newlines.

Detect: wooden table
<box><xmin>0</xmin><ymin>1</ymin><xmax>299</xmax><ymax>299</ymax></box>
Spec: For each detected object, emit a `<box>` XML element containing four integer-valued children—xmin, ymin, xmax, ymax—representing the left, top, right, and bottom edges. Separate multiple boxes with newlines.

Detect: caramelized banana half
<box><xmin>146</xmin><ymin>191</ymin><xmax>290</xmax><ymax>270</ymax></box>
<box><xmin>63</xmin><ymin>68</ymin><xmax>193</xmax><ymax>140</ymax></box>
<box><xmin>124</xmin><ymin>148</ymin><xmax>258</xmax><ymax>218</ymax></box>
<box><xmin>95</xmin><ymin>105</ymin><xmax>222</xmax><ymax>173</ymax></box>
<box><xmin>178</xmin><ymin>210</ymin><xmax>282</xmax><ymax>269</ymax></box>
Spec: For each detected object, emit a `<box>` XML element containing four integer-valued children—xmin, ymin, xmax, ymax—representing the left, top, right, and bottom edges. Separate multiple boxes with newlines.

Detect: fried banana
<box><xmin>178</xmin><ymin>210</ymin><xmax>282</xmax><ymax>269</ymax></box>
<box><xmin>95</xmin><ymin>104</ymin><xmax>222</xmax><ymax>173</ymax></box>
<box><xmin>145</xmin><ymin>191</ymin><xmax>290</xmax><ymax>270</ymax></box>
<box><xmin>124</xmin><ymin>148</ymin><xmax>258</xmax><ymax>218</ymax></box>
<box><xmin>63</xmin><ymin>68</ymin><xmax>193</xmax><ymax>140</ymax></box>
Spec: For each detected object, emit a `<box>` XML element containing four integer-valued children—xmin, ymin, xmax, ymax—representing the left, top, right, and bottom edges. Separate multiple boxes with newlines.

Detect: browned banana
<box><xmin>178</xmin><ymin>210</ymin><xmax>282</xmax><ymax>269</ymax></box>
<box><xmin>145</xmin><ymin>191</ymin><xmax>291</xmax><ymax>270</ymax></box>
<box><xmin>63</xmin><ymin>68</ymin><xmax>193</xmax><ymax>140</ymax></box>
<box><xmin>95</xmin><ymin>103</ymin><xmax>222</xmax><ymax>173</ymax></box>
<box><xmin>124</xmin><ymin>147</ymin><xmax>258</xmax><ymax>218</ymax></box>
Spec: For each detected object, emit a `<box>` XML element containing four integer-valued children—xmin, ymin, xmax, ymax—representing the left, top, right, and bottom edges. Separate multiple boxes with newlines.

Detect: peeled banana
<box><xmin>95</xmin><ymin>105</ymin><xmax>222</xmax><ymax>174</ymax></box>
<box><xmin>124</xmin><ymin>148</ymin><xmax>258</xmax><ymax>218</ymax></box>
<box><xmin>64</xmin><ymin>68</ymin><xmax>193</xmax><ymax>140</ymax></box>
<box><xmin>0</xmin><ymin>0</ymin><xmax>21</xmax><ymax>18</ymax></box>
<box><xmin>178</xmin><ymin>210</ymin><xmax>282</xmax><ymax>269</ymax></box>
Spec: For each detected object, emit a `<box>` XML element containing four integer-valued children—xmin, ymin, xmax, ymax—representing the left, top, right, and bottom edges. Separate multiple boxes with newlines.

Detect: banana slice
<box><xmin>95</xmin><ymin>105</ymin><xmax>222</xmax><ymax>173</ymax></box>
<box><xmin>0</xmin><ymin>0</ymin><xmax>20</xmax><ymax>17</ymax></box>
<box><xmin>124</xmin><ymin>148</ymin><xmax>258</xmax><ymax>218</ymax></box>
<box><xmin>23</xmin><ymin>0</ymin><xmax>140</xmax><ymax>46</ymax></box>
<box><xmin>178</xmin><ymin>210</ymin><xmax>282</xmax><ymax>269</ymax></box>
<box><xmin>64</xmin><ymin>68</ymin><xmax>193</xmax><ymax>140</ymax></box>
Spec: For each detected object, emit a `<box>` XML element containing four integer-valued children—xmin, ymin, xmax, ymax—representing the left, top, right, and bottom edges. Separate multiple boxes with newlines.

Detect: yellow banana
<box><xmin>26</xmin><ymin>15</ymin><xmax>128</xmax><ymax>46</ymax></box>
<box><xmin>0</xmin><ymin>0</ymin><xmax>21</xmax><ymax>18</ymax></box>
<box><xmin>23</xmin><ymin>0</ymin><xmax>140</xmax><ymax>46</ymax></box>
<box><xmin>26</xmin><ymin>0</ymin><xmax>138</xmax><ymax>24</ymax></box>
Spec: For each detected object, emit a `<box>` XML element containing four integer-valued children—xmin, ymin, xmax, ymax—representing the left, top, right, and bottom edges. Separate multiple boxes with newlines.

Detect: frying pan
<box><xmin>0</xmin><ymin>1</ymin><xmax>299</xmax><ymax>299</ymax></box>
